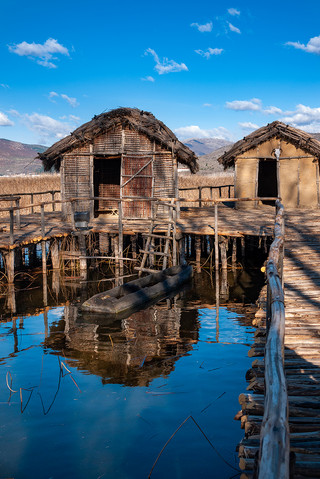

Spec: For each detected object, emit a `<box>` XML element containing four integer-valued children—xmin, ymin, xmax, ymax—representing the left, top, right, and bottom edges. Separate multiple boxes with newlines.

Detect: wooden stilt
<box><xmin>195</xmin><ymin>236</ymin><xmax>201</xmax><ymax>273</ymax></box>
<box><xmin>4</xmin><ymin>250</ymin><xmax>15</xmax><ymax>284</ymax></box>
<box><xmin>131</xmin><ymin>235</ymin><xmax>137</xmax><ymax>259</ymax></box>
<box><xmin>41</xmin><ymin>240</ymin><xmax>47</xmax><ymax>275</ymax></box>
<box><xmin>78</xmin><ymin>233</ymin><xmax>87</xmax><ymax>280</ymax></box>
<box><xmin>241</xmin><ymin>236</ymin><xmax>245</xmax><ymax>258</ymax></box>
<box><xmin>50</xmin><ymin>240</ymin><xmax>60</xmax><ymax>270</ymax></box>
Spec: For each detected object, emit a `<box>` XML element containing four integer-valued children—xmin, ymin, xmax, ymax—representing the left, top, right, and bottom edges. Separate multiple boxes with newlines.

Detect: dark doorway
<box><xmin>94</xmin><ymin>157</ymin><xmax>121</xmax><ymax>215</ymax></box>
<box><xmin>257</xmin><ymin>159</ymin><xmax>278</xmax><ymax>205</ymax></box>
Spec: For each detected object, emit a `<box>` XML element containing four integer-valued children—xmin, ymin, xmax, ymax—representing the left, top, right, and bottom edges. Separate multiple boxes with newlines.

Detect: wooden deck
<box><xmin>0</xmin><ymin>205</ymin><xmax>276</xmax><ymax>250</ymax></box>
<box><xmin>239</xmin><ymin>210</ymin><xmax>320</xmax><ymax>478</ymax></box>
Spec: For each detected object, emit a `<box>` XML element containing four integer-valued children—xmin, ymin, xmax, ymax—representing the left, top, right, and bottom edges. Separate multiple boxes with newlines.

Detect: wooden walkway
<box><xmin>239</xmin><ymin>210</ymin><xmax>320</xmax><ymax>478</ymax></box>
<box><xmin>0</xmin><ymin>205</ymin><xmax>275</xmax><ymax>250</ymax></box>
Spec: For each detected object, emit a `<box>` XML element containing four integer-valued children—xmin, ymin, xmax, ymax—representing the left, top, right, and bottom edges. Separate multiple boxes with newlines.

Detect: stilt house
<box><xmin>39</xmin><ymin>108</ymin><xmax>198</xmax><ymax>220</ymax></box>
<box><xmin>218</xmin><ymin>121</ymin><xmax>320</xmax><ymax>208</ymax></box>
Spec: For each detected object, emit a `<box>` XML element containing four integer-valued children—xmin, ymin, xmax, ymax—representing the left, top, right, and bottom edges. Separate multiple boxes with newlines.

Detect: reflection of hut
<box><xmin>219</xmin><ymin>121</ymin><xmax>320</xmax><ymax>208</ymax></box>
<box><xmin>39</xmin><ymin>108</ymin><xmax>198</xmax><ymax>220</ymax></box>
<box><xmin>46</xmin><ymin>303</ymin><xmax>199</xmax><ymax>387</ymax></box>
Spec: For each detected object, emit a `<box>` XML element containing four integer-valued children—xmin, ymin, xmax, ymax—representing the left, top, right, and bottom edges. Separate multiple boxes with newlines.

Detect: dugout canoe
<box><xmin>81</xmin><ymin>264</ymin><xmax>193</xmax><ymax>315</ymax></box>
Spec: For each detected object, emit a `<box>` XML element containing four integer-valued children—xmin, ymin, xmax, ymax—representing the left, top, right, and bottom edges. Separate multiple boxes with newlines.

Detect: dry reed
<box><xmin>179</xmin><ymin>172</ymin><xmax>234</xmax><ymax>206</ymax></box>
<box><xmin>0</xmin><ymin>173</ymin><xmax>61</xmax><ymax>217</ymax></box>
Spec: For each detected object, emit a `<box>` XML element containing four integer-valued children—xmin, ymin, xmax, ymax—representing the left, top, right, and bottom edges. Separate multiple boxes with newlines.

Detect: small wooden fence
<box><xmin>257</xmin><ymin>200</ymin><xmax>289</xmax><ymax>478</ymax></box>
<box><xmin>179</xmin><ymin>184</ymin><xmax>234</xmax><ymax>207</ymax></box>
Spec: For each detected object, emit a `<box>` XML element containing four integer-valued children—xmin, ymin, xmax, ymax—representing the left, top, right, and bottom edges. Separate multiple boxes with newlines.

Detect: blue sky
<box><xmin>1</xmin><ymin>0</ymin><xmax>320</xmax><ymax>145</ymax></box>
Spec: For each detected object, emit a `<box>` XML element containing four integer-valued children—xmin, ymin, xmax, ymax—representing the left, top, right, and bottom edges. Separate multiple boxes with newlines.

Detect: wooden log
<box><xmin>41</xmin><ymin>240</ymin><xmax>47</xmax><ymax>275</ymax></box>
<box><xmin>50</xmin><ymin>240</ymin><xmax>60</xmax><ymax>270</ymax></box>
<box><xmin>195</xmin><ymin>236</ymin><xmax>201</xmax><ymax>273</ymax></box>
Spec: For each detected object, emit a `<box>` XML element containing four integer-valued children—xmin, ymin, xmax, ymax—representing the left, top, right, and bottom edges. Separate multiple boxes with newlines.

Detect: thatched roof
<box><xmin>39</xmin><ymin>107</ymin><xmax>199</xmax><ymax>173</ymax></box>
<box><xmin>218</xmin><ymin>121</ymin><xmax>320</xmax><ymax>168</ymax></box>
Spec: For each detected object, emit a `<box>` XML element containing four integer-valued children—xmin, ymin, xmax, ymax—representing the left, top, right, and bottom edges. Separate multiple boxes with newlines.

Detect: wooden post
<box><xmin>214</xmin><ymin>204</ymin><xmax>219</xmax><ymax>272</ymax></box>
<box><xmin>51</xmin><ymin>191</ymin><xmax>56</xmax><ymax>211</ymax></box>
<box><xmin>31</xmin><ymin>193</ymin><xmax>34</xmax><ymax>214</ymax></box>
<box><xmin>50</xmin><ymin>240</ymin><xmax>60</xmax><ymax>270</ymax></box>
<box><xmin>5</xmin><ymin>250</ymin><xmax>15</xmax><ymax>284</ymax></box>
<box><xmin>41</xmin><ymin>240</ymin><xmax>47</xmax><ymax>275</ymax></box>
<box><xmin>131</xmin><ymin>235</ymin><xmax>137</xmax><ymax>259</ymax></box>
<box><xmin>219</xmin><ymin>239</ymin><xmax>229</xmax><ymax>299</ymax></box>
<box><xmin>7</xmin><ymin>283</ymin><xmax>16</xmax><ymax>314</ymax></box>
<box><xmin>41</xmin><ymin>203</ymin><xmax>45</xmax><ymax>237</ymax></box>
<box><xmin>15</xmin><ymin>198</ymin><xmax>21</xmax><ymax>229</ymax></box>
<box><xmin>195</xmin><ymin>236</ymin><xmax>201</xmax><ymax>273</ymax></box>
<box><xmin>44</xmin><ymin>307</ymin><xmax>48</xmax><ymax>338</ymax></box>
<box><xmin>118</xmin><ymin>200</ymin><xmax>124</xmax><ymax>277</ymax></box>
<box><xmin>241</xmin><ymin>236</ymin><xmax>245</xmax><ymax>258</ymax></box>
<box><xmin>232</xmin><ymin>237</ymin><xmax>237</xmax><ymax>266</ymax></box>
<box><xmin>78</xmin><ymin>233</ymin><xmax>87</xmax><ymax>280</ymax></box>
<box><xmin>198</xmin><ymin>187</ymin><xmax>202</xmax><ymax>207</ymax></box>
<box><xmin>9</xmin><ymin>208</ymin><xmax>14</xmax><ymax>245</ymax></box>
<box><xmin>42</xmin><ymin>272</ymin><xmax>48</xmax><ymax>307</ymax></box>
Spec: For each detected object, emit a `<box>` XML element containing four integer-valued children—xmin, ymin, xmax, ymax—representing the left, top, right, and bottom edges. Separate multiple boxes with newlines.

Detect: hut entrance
<box><xmin>257</xmin><ymin>159</ymin><xmax>278</xmax><ymax>205</ymax></box>
<box><xmin>94</xmin><ymin>156</ymin><xmax>121</xmax><ymax>215</ymax></box>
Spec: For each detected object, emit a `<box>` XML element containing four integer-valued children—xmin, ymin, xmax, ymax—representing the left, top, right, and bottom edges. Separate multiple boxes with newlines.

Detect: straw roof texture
<box><xmin>218</xmin><ymin>121</ymin><xmax>320</xmax><ymax>167</ymax></box>
<box><xmin>39</xmin><ymin>108</ymin><xmax>199</xmax><ymax>173</ymax></box>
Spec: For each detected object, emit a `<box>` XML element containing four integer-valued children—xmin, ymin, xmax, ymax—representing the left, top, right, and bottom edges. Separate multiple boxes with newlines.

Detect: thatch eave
<box><xmin>39</xmin><ymin>108</ymin><xmax>199</xmax><ymax>173</ymax></box>
<box><xmin>218</xmin><ymin>121</ymin><xmax>320</xmax><ymax>168</ymax></box>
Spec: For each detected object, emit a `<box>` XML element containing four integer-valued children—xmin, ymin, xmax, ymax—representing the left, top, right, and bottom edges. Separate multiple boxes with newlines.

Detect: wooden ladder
<box><xmin>135</xmin><ymin>199</ymin><xmax>177</xmax><ymax>275</ymax></box>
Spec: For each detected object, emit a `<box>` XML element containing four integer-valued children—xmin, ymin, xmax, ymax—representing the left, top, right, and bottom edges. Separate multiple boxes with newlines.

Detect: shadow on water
<box><xmin>0</xmin><ymin>261</ymin><xmax>265</xmax><ymax>479</ymax></box>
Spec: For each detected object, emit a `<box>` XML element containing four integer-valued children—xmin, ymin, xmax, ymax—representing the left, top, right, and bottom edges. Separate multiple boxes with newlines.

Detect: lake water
<box><xmin>0</xmin><ymin>269</ymin><xmax>261</xmax><ymax>479</ymax></box>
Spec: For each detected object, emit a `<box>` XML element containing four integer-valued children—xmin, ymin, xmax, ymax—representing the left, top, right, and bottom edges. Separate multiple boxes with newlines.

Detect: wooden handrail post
<box><xmin>41</xmin><ymin>203</ymin><xmax>45</xmax><ymax>237</ymax></box>
<box><xmin>51</xmin><ymin>191</ymin><xmax>56</xmax><ymax>211</ymax></box>
<box><xmin>199</xmin><ymin>186</ymin><xmax>202</xmax><ymax>207</ymax></box>
<box><xmin>15</xmin><ymin>198</ymin><xmax>21</xmax><ymax>229</ymax></box>
<box><xmin>118</xmin><ymin>200</ymin><xmax>124</xmax><ymax>277</ymax></box>
<box><xmin>9</xmin><ymin>208</ymin><xmax>14</xmax><ymax>245</ymax></box>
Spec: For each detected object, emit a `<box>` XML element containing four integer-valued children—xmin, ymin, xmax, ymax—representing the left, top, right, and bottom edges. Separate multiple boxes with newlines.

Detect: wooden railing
<box><xmin>179</xmin><ymin>184</ymin><xmax>234</xmax><ymax>206</ymax></box>
<box><xmin>0</xmin><ymin>190</ymin><xmax>60</xmax><ymax>213</ymax></box>
<box><xmin>257</xmin><ymin>200</ymin><xmax>289</xmax><ymax>478</ymax></box>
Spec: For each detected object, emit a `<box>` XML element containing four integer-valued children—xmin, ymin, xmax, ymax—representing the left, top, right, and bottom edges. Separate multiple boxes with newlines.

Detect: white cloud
<box><xmin>195</xmin><ymin>47</ymin><xmax>223</xmax><ymax>59</ymax></box>
<box><xmin>239</xmin><ymin>122</ymin><xmax>259</xmax><ymax>131</ymax></box>
<box><xmin>144</xmin><ymin>48</ymin><xmax>188</xmax><ymax>75</ymax></box>
<box><xmin>174</xmin><ymin>125</ymin><xmax>232</xmax><ymax>140</ymax></box>
<box><xmin>228</xmin><ymin>8</ymin><xmax>240</xmax><ymax>16</ymax></box>
<box><xmin>0</xmin><ymin>112</ymin><xmax>14</xmax><ymax>126</ymax></box>
<box><xmin>203</xmin><ymin>103</ymin><xmax>212</xmax><ymax>107</ymax></box>
<box><xmin>48</xmin><ymin>91</ymin><xmax>79</xmax><ymax>107</ymax></box>
<box><xmin>141</xmin><ymin>76</ymin><xmax>155</xmax><ymax>82</ymax></box>
<box><xmin>264</xmin><ymin>106</ymin><xmax>283</xmax><ymax>115</ymax></box>
<box><xmin>286</xmin><ymin>35</ymin><xmax>320</xmax><ymax>55</ymax></box>
<box><xmin>280</xmin><ymin>104</ymin><xmax>320</xmax><ymax>131</ymax></box>
<box><xmin>228</xmin><ymin>22</ymin><xmax>241</xmax><ymax>34</ymax></box>
<box><xmin>226</xmin><ymin>98</ymin><xmax>262</xmax><ymax>111</ymax></box>
<box><xmin>8</xmin><ymin>38</ymin><xmax>69</xmax><ymax>68</ymax></box>
<box><xmin>191</xmin><ymin>22</ymin><xmax>213</xmax><ymax>32</ymax></box>
<box><xmin>60</xmin><ymin>94</ymin><xmax>79</xmax><ymax>107</ymax></box>
<box><xmin>21</xmin><ymin>113</ymin><xmax>78</xmax><ymax>144</ymax></box>
<box><xmin>0</xmin><ymin>83</ymin><xmax>9</xmax><ymax>89</ymax></box>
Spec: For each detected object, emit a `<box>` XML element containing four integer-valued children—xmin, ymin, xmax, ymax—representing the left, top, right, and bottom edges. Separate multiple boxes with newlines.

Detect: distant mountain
<box><xmin>184</xmin><ymin>138</ymin><xmax>233</xmax><ymax>157</ymax></box>
<box><xmin>311</xmin><ymin>133</ymin><xmax>320</xmax><ymax>142</ymax></box>
<box><xmin>197</xmin><ymin>144</ymin><xmax>235</xmax><ymax>173</ymax></box>
<box><xmin>0</xmin><ymin>138</ymin><xmax>46</xmax><ymax>175</ymax></box>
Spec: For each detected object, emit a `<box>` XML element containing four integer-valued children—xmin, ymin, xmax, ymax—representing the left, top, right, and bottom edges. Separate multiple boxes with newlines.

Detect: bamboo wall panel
<box><xmin>63</xmin><ymin>155</ymin><xmax>91</xmax><ymax>212</ymax></box>
<box><xmin>299</xmin><ymin>158</ymin><xmax>318</xmax><ymax>207</ymax></box>
<box><xmin>154</xmin><ymin>154</ymin><xmax>175</xmax><ymax>217</ymax></box>
<box><xmin>93</xmin><ymin>129</ymin><xmax>122</xmax><ymax>152</ymax></box>
<box><xmin>124</xmin><ymin>127</ymin><xmax>152</xmax><ymax>152</ymax></box>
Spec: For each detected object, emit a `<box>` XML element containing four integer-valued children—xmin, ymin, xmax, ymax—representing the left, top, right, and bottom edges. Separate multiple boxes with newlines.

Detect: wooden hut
<box><xmin>39</xmin><ymin>108</ymin><xmax>198</xmax><ymax>220</ymax></box>
<box><xmin>218</xmin><ymin>121</ymin><xmax>320</xmax><ymax>208</ymax></box>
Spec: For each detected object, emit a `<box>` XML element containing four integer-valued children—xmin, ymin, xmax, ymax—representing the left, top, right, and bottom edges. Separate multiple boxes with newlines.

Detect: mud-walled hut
<box><xmin>39</xmin><ymin>108</ymin><xmax>198</xmax><ymax>220</ymax></box>
<box><xmin>218</xmin><ymin>121</ymin><xmax>320</xmax><ymax>208</ymax></box>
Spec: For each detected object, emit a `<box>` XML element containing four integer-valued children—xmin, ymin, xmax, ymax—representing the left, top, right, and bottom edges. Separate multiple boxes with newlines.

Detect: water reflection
<box><xmin>45</xmin><ymin>301</ymin><xmax>199</xmax><ymax>387</ymax></box>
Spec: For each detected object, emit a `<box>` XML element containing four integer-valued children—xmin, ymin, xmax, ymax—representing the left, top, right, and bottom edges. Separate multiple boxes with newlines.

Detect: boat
<box><xmin>81</xmin><ymin>264</ymin><xmax>193</xmax><ymax>315</ymax></box>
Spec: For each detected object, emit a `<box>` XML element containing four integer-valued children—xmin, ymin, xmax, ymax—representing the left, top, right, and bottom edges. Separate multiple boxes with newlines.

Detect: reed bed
<box><xmin>0</xmin><ymin>173</ymin><xmax>61</xmax><ymax>217</ymax></box>
<box><xmin>178</xmin><ymin>172</ymin><xmax>234</xmax><ymax>206</ymax></box>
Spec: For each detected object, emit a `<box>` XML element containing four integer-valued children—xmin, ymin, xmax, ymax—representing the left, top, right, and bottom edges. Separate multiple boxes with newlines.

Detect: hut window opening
<box><xmin>94</xmin><ymin>156</ymin><xmax>121</xmax><ymax>215</ymax></box>
<box><xmin>257</xmin><ymin>158</ymin><xmax>278</xmax><ymax>205</ymax></box>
